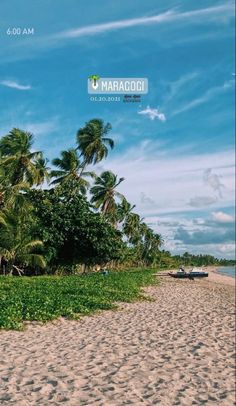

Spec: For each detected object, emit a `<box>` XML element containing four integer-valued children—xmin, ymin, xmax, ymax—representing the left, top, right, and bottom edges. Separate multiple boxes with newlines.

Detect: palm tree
<box><xmin>140</xmin><ymin>225</ymin><xmax>161</xmax><ymax>257</ymax></box>
<box><xmin>34</xmin><ymin>157</ymin><xmax>51</xmax><ymax>186</ymax></box>
<box><xmin>50</xmin><ymin>149</ymin><xmax>95</xmax><ymax>194</ymax></box>
<box><xmin>0</xmin><ymin>128</ymin><xmax>44</xmax><ymax>186</ymax></box>
<box><xmin>139</xmin><ymin>222</ymin><xmax>150</xmax><ymax>241</ymax></box>
<box><xmin>116</xmin><ymin>198</ymin><xmax>135</xmax><ymax>224</ymax></box>
<box><xmin>0</xmin><ymin>181</ymin><xmax>30</xmax><ymax>210</ymax></box>
<box><xmin>90</xmin><ymin>171</ymin><xmax>125</xmax><ymax>218</ymax></box>
<box><xmin>123</xmin><ymin>213</ymin><xmax>142</xmax><ymax>244</ymax></box>
<box><xmin>151</xmin><ymin>233</ymin><xmax>163</xmax><ymax>251</ymax></box>
<box><xmin>76</xmin><ymin>119</ymin><xmax>114</xmax><ymax>165</ymax></box>
<box><xmin>0</xmin><ymin>209</ymin><xmax>46</xmax><ymax>274</ymax></box>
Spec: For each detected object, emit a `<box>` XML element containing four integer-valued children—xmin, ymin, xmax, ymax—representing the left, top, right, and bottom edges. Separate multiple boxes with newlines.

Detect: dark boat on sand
<box><xmin>156</xmin><ymin>268</ymin><xmax>209</xmax><ymax>280</ymax></box>
<box><xmin>169</xmin><ymin>271</ymin><xmax>208</xmax><ymax>280</ymax></box>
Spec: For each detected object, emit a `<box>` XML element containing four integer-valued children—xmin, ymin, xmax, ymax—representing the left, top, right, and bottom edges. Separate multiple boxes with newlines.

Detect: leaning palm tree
<box><xmin>0</xmin><ymin>128</ymin><xmax>43</xmax><ymax>186</ymax></box>
<box><xmin>116</xmin><ymin>198</ymin><xmax>135</xmax><ymax>224</ymax></box>
<box><xmin>50</xmin><ymin>149</ymin><xmax>95</xmax><ymax>194</ymax></box>
<box><xmin>76</xmin><ymin>119</ymin><xmax>114</xmax><ymax>165</ymax></box>
<box><xmin>90</xmin><ymin>171</ymin><xmax>125</xmax><ymax>218</ymax></box>
<box><xmin>139</xmin><ymin>222</ymin><xmax>150</xmax><ymax>241</ymax></box>
<box><xmin>144</xmin><ymin>231</ymin><xmax>163</xmax><ymax>265</ymax></box>
<box><xmin>0</xmin><ymin>209</ymin><xmax>46</xmax><ymax>275</ymax></box>
<box><xmin>123</xmin><ymin>212</ymin><xmax>142</xmax><ymax>245</ymax></box>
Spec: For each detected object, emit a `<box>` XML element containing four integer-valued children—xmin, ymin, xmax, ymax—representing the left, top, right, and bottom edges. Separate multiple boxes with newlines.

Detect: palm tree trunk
<box><xmin>78</xmin><ymin>159</ymin><xmax>88</xmax><ymax>179</ymax></box>
<box><xmin>102</xmin><ymin>199</ymin><xmax>109</xmax><ymax>215</ymax></box>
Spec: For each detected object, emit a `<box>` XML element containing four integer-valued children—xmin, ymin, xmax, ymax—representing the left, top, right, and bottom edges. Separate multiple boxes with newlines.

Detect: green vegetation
<box><xmin>0</xmin><ymin>121</ymin><xmax>164</xmax><ymax>274</ymax></box>
<box><xmin>0</xmin><ymin>120</ymin><xmax>234</xmax><ymax>276</ymax></box>
<box><xmin>0</xmin><ymin>268</ymin><xmax>158</xmax><ymax>330</ymax></box>
<box><xmin>0</xmin><ymin>119</ymin><xmax>234</xmax><ymax>330</ymax></box>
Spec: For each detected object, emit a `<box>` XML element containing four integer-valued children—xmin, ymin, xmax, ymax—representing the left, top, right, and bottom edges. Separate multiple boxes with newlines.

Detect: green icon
<box><xmin>89</xmin><ymin>75</ymin><xmax>100</xmax><ymax>89</ymax></box>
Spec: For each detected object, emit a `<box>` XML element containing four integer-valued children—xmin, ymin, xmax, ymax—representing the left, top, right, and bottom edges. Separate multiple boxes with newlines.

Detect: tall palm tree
<box><xmin>90</xmin><ymin>171</ymin><xmax>125</xmax><ymax>218</ymax></box>
<box><xmin>139</xmin><ymin>223</ymin><xmax>163</xmax><ymax>265</ymax></box>
<box><xmin>0</xmin><ymin>128</ymin><xmax>43</xmax><ymax>186</ymax></box>
<box><xmin>76</xmin><ymin>119</ymin><xmax>114</xmax><ymax>165</ymax></box>
<box><xmin>50</xmin><ymin>149</ymin><xmax>95</xmax><ymax>194</ymax></box>
<box><xmin>139</xmin><ymin>222</ymin><xmax>150</xmax><ymax>241</ymax></box>
<box><xmin>123</xmin><ymin>212</ymin><xmax>142</xmax><ymax>244</ymax></box>
<box><xmin>152</xmin><ymin>232</ymin><xmax>163</xmax><ymax>248</ymax></box>
<box><xmin>116</xmin><ymin>198</ymin><xmax>135</xmax><ymax>224</ymax></box>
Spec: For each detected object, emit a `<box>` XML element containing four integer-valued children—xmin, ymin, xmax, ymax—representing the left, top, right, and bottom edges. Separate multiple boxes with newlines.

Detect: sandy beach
<box><xmin>0</xmin><ymin>268</ymin><xmax>235</xmax><ymax>406</ymax></box>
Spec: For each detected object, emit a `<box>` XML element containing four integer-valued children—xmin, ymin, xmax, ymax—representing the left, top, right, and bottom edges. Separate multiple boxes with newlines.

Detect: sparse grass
<box><xmin>0</xmin><ymin>268</ymin><xmax>158</xmax><ymax>330</ymax></box>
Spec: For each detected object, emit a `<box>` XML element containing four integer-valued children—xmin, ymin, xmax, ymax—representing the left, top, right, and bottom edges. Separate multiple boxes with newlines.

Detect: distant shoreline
<box><xmin>206</xmin><ymin>266</ymin><xmax>235</xmax><ymax>286</ymax></box>
<box><xmin>214</xmin><ymin>265</ymin><xmax>235</xmax><ymax>279</ymax></box>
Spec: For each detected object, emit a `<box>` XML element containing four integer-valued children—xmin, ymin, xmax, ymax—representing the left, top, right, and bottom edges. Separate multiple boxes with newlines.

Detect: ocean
<box><xmin>217</xmin><ymin>266</ymin><xmax>235</xmax><ymax>278</ymax></box>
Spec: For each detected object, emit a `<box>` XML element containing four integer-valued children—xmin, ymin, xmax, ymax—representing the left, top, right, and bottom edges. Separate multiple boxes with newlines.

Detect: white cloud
<box><xmin>2</xmin><ymin>3</ymin><xmax>233</xmax><ymax>66</ymax></box>
<box><xmin>144</xmin><ymin>213</ymin><xmax>235</xmax><ymax>259</ymax></box>
<box><xmin>0</xmin><ymin>119</ymin><xmax>59</xmax><ymax>146</ymax></box>
<box><xmin>218</xmin><ymin>244</ymin><xmax>235</xmax><ymax>255</ymax></box>
<box><xmin>103</xmin><ymin>144</ymin><xmax>235</xmax><ymax>217</ymax></box>
<box><xmin>171</xmin><ymin>30</ymin><xmax>235</xmax><ymax>46</ymax></box>
<box><xmin>172</xmin><ymin>80</ymin><xmax>234</xmax><ymax>115</ymax></box>
<box><xmin>23</xmin><ymin>121</ymin><xmax>59</xmax><ymax>136</ymax></box>
<box><xmin>163</xmin><ymin>72</ymin><xmax>199</xmax><ymax>105</ymax></box>
<box><xmin>188</xmin><ymin>196</ymin><xmax>218</xmax><ymax>207</ymax></box>
<box><xmin>54</xmin><ymin>4</ymin><xmax>234</xmax><ymax>40</ymax></box>
<box><xmin>140</xmin><ymin>192</ymin><xmax>156</xmax><ymax>205</ymax></box>
<box><xmin>80</xmin><ymin>137</ymin><xmax>235</xmax><ymax>263</ymax></box>
<box><xmin>212</xmin><ymin>211</ymin><xmax>235</xmax><ymax>223</ymax></box>
<box><xmin>0</xmin><ymin>80</ymin><xmax>31</xmax><ymax>90</ymax></box>
<box><xmin>138</xmin><ymin>106</ymin><xmax>166</xmax><ymax>121</ymax></box>
<box><xmin>203</xmin><ymin>168</ymin><xmax>225</xmax><ymax>198</ymax></box>
<box><xmin>54</xmin><ymin>10</ymin><xmax>174</xmax><ymax>39</ymax></box>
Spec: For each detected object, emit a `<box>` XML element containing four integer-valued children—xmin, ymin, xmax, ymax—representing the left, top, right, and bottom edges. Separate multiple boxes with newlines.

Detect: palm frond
<box><xmin>20</xmin><ymin>253</ymin><xmax>46</xmax><ymax>269</ymax></box>
<box><xmin>24</xmin><ymin>240</ymin><xmax>44</xmax><ymax>252</ymax></box>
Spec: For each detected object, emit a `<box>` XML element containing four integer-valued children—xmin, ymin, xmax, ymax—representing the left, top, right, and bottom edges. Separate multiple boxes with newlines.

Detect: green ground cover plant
<box><xmin>0</xmin><ymin>268</ymin><xmax>158</xmax><ymax>330</ymax></box>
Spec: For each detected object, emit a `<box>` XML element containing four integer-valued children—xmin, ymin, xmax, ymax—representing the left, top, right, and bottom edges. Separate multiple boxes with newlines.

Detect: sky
<box><xmin>0</xmin><ymin>0</ymin><xmax>235</xmax><ymax>259</ymax></box>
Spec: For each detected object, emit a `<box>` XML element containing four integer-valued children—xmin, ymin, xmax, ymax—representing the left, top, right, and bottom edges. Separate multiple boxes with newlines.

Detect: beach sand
<box><xmin>0</xmin><ymin>268</ymin><xmax>235</xmax><ymax>405</ymax></box>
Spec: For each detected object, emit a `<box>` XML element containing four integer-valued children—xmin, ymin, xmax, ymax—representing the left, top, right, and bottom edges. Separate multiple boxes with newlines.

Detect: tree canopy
<box><xmin>0</xmin><ymin>120</ymin><xmax>233</xmax><ymax>275</ymax></box>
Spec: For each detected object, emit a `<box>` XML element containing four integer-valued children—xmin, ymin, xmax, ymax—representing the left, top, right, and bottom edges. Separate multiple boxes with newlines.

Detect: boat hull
<box><xmin>169</xmin><ymin>272</ymin><xmax>208</xmax><ymax>279</ymax></box>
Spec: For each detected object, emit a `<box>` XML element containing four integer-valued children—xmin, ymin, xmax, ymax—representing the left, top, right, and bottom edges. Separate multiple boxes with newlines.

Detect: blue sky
<box><xmin>0</xmin><ymin>0</ymin><xmax>235</xmax><ymax>258</ymax></box>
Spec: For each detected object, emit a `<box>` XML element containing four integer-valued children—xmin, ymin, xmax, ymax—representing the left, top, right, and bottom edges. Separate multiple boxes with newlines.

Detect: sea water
<box><xmin>217</xmin><ymin>266</ymin><xmax>235</xmax><ymax>278</ymax></box>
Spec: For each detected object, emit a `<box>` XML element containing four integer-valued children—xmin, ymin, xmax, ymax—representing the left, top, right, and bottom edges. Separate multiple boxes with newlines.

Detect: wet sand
<box><xmin>0</xmin><ymin>268</ymin><xmax>235</xmax><ymax>405</ymax></box>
